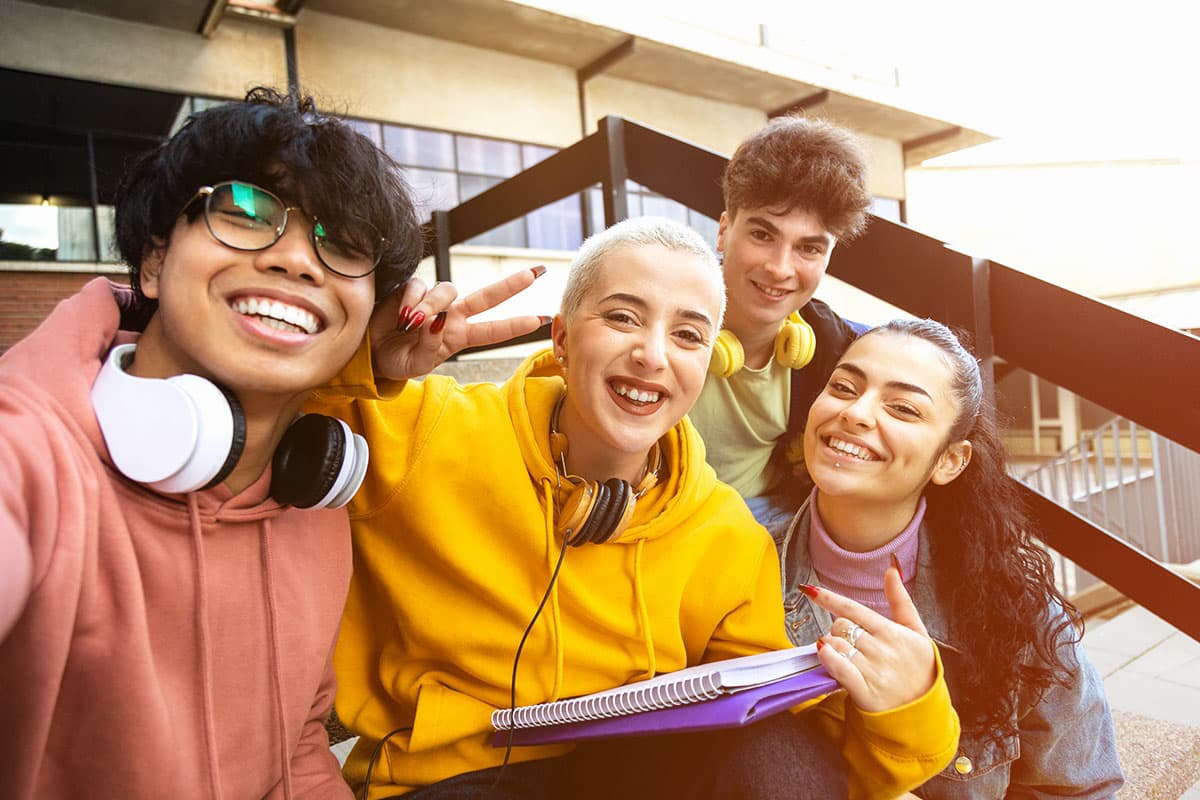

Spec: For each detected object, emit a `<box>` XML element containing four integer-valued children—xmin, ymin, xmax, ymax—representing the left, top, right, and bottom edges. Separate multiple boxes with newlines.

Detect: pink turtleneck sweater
<box><xmin>807</xmin><ymin>488</ymin><xmax>923</xmax><ymax>618</ymax></box>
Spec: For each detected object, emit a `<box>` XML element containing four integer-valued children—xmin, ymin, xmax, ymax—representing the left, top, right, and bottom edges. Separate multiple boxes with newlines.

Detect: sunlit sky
<box><xmin>890</xmin><ymin>1</ymin><xmax>1200</xmax><ymax>164</ymax></box>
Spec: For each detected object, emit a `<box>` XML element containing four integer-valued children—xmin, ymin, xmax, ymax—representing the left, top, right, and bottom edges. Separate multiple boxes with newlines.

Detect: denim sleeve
<box><xmin>1008</xmin><ymin>636</ymin><xmax>1125</xmax><ymax>799</ymax></box>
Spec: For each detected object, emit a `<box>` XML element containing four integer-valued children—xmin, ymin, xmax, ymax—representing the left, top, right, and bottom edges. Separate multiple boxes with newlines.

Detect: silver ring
<box><xmin>844</xmin><ymin>645</ymin><xmax>859</xmax><ymax>661</ymax></box>
<box><xmin>843</xmin><ymin>622</ymin><xmax>865</xmax><ymax>647</ymax></box>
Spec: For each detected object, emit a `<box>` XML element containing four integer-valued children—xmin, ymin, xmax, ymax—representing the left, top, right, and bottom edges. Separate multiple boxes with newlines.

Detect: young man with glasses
<box><xmin>0</xmin><ymin>88</ymin><xmax>444</xmax><ymax>798</ymax></box>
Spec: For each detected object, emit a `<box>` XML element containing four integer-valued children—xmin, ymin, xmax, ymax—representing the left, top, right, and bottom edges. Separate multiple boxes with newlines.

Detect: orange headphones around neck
<box><xmin>549</xmin><ymin>394</ymin><xmax>661</xmax><ymax>546</ymax></box>
<box><xmin>708</xmin><ymin>310</ymin><xmax>816</xmax><ymax>378</ymax></box>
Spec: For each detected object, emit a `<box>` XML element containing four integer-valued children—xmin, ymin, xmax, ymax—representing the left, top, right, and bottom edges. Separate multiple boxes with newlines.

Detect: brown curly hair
<box><xmin>722</xmin><ymin>115</ymin><xmax>872</xmax><ymax>241</ymax></box>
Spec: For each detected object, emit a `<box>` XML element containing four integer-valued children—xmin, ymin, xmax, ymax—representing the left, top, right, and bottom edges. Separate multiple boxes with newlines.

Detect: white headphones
<box><xmin>91</xmin><ymin>343</ymin><xmax>368</xmax><ymax>508</ymax></box>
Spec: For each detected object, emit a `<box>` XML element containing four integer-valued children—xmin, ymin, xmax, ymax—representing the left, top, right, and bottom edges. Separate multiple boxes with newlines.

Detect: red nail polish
<box><xmin>816</xmin><ymin>639</ymin><xmax>825</xmax><ymax>651</ymax></box>
<box><xmin>429</xmin><ymin>311</ymin><xmax>448</xmax><ymax>334</ymax></box>
<box><xmin>798</xmin><ymin>584</ymin><xmax>819</xmax><ymax>599</ymax></box>
<box><xmin>398</xmin><ymin>306</ymin><xmax>413</xmax><ymax>326</ymax></box>
<box><xmin>890</xmin><ymin>554</ymin><xmax>904</xmax><ymax>582</ymax></box>
<box><xmin>531</xmin><ymin>265</ymin><xmax>547</xmax><ymax>279</ymax></box>
<box><xmin>401</xmin><ymin>310</ymin><xmax>426</xmax><ymax>333</ymax></box>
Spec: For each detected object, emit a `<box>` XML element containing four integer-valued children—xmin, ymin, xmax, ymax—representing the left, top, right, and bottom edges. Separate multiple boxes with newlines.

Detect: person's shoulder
<box><xmin>801</xmin><ymin>298</ymin><xmax>860</xmax><ymax>342</ymax></box>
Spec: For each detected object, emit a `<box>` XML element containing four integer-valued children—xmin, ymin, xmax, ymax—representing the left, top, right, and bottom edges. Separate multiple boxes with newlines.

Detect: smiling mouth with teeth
<box><xmin>825</xmin><ymin>436</ymin><xmax>878</xmax><ymax>461</ymax></box>
<box><xmin>752</xmin><ymin>281</ymin><xmax>791</xmax><ymax>299</ymax></box>
<box><xmin>613</xmin><ymin>382</ymin><xmax>661</xmax><ymax>406</ymax></box>
<box><xmin>231</xmin><ymin>296</ymin><xmax>322</xmax><ymax>335</ymax></box>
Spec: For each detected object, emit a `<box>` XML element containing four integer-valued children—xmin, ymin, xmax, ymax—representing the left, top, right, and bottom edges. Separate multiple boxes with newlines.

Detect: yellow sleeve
<box><xmin>813</xmin><ymin>644</ymin><xmax>959</xmax><ymax>800</ymax></box>
<box><xmin>313</xmin><ymin>335</ymin><xmax>408</xmax><ymax>404</ymax></box>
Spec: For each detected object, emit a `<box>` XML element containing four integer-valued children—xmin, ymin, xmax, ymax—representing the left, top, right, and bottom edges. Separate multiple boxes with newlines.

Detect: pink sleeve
<box><xmin>0</xmin><ymin>392</ymin><xmax>37</xmax><ymax>640</ymax></box>
<box><xmin>288</xmin><ymin>642</ymin><xmax>354</xmax><ymax>799</ymax></box>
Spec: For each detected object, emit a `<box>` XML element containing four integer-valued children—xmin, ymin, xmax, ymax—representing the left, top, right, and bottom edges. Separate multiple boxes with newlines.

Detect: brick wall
<box><xmin>0</xmin><ymin>270</ymin><xmax>129</xmax><ymax>355</ymax></box>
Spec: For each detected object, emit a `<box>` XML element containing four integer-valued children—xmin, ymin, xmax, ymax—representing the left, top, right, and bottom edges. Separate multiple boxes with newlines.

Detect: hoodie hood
<box><xmin>2</xmin><ymin>277</ymin><xmax>287</xmax><ymax>520</ymax></box>
<box><xmin>504</xmin><ymin>347</ymin><xmax>722</xmax><ymax>546</ymax></box>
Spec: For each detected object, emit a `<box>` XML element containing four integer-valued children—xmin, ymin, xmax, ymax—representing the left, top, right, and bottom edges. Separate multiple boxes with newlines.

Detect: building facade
<box><xmin>0</xmin><ymin>0</ymin><xmax>994</xmax><ymax>352</ymax></box>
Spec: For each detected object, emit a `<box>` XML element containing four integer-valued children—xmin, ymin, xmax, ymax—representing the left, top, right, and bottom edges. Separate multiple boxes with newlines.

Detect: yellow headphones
<box><xmin>709</xmin><ymin>311</ymin><xmax>816</xmax><ymax>378</ymax></box>
<box><xmin>549</xmin><ymin>395</ymin><xmax>661</xmax><ymax>546</ymax></box>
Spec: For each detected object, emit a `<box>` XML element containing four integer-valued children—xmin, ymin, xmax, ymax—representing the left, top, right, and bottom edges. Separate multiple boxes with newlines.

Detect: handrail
<box><xmin>425</xmin><ymin>115</ymin><xmax>1200</xmax><ymax>643</ymax></box>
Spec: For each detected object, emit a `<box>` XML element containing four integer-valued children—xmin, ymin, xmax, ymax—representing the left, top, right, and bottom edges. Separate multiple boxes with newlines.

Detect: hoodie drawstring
<box><xmin>541</xmin><ymin>478</ymin><xmax>565</xmax><ymax>701</ymax></box>
<box><xmin>633</xmin><ymin>539</ymin><xmax>656</xmax><ymax>682</ymax></box>
<box><xmin>260</xmin><ymin>519</ymin><xmax>294</xmax><ymax>800</ymax></box>
<box><xmin>188</xmin><ymin>494</ymin><xmax>223</xmax><ymax>800</ymax></box>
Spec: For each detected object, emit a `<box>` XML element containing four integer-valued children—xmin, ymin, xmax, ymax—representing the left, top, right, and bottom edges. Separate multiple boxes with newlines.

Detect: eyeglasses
<box><xmin>184</xmin><ymin>181</ymin><xmax>385</xmax><ymax>279</ymax></box>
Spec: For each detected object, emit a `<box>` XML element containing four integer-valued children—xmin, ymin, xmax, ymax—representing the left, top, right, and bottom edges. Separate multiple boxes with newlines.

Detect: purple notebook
<box><xmin>491</xmin><ymin>666</ymin><xmax>838</xmax><ymax>747</ymax></box>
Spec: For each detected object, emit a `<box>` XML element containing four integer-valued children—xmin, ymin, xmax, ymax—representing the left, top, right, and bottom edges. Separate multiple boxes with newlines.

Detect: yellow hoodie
<box><xmin>310</xmin><ymin>348</ymin><xmax>958</xmax><ymax>799</ymax></box>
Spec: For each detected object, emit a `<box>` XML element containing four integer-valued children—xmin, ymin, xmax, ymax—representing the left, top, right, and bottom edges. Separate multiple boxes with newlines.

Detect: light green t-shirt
<box><xmin>688</xmin><ymin>356</ymin><xmax>791</xmax><ymax>498</ymax></box>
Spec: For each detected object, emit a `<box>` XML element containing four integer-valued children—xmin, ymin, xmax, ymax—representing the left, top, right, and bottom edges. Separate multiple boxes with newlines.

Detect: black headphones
<box><xmin>549</xmin><ymin>394</ymin><xmax>661</xmax><ymax>546</ymax></box>
<box><xmin>91</xmin><ymin>343</ymin><xmax>368</xmax><ymax>508</ymax></box>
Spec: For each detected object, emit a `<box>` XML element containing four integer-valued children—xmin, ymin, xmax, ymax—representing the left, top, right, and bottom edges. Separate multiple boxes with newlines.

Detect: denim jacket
<box><xmin>774</xmin><ymin>499</ymin><xmax>1125</xmax><ymax>799</ymax></box>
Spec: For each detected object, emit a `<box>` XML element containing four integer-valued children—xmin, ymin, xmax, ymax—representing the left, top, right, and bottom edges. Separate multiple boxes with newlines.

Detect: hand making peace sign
<box><xmin>369</xmin><ymin>267</ymin><xmax>548</xmax><ymax>381</ymax></box>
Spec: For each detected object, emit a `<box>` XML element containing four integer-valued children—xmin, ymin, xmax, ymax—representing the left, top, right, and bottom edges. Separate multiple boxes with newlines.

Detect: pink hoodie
<box><xmin>0</xmin><ymin>278</ymin><xmax>353</xmax><ymax>799</ymax></box>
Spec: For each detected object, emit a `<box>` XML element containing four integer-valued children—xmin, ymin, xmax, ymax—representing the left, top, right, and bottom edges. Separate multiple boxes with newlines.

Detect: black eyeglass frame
<box><xmin>181</xmin><ymin>181</ymin><xmax>387</xmax><ymax>279</ymax></box>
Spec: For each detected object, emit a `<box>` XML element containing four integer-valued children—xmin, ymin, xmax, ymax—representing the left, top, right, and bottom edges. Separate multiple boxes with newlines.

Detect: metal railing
<box><xmin>1023</xmin><ymin>420</ymin><xmax>1200</xmax><ymax>595</ymax></box>
<box><xmin>423</xmin><ymin>115</ymin><xmax>1200</xmax><ymax>642</ymax></box>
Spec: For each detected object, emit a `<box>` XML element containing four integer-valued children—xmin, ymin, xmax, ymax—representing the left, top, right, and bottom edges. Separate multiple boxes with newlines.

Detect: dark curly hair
<box><xmin>114</xmin><ymin>87</ymin><xmax>423</xmax><ymax>315</ymax></box>
<box><xmin>861</xmin><ymin>319</ymin><xmax>1083</xmax><ymax>740</ymax></box>
<box><xmin>722</xmin><ymin>115</ymin><xmax>872</xmax><ymax>241</ymax></box>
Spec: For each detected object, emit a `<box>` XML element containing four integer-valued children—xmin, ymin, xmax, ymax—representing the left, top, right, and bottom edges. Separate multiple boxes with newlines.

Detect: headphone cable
<box><xmin>489</xmin><ymin>531</ymin><xmax>572</xmax><ymax>791</ymax></box>
<box><xmin>359</xmin><ymin>724</ymin><xmax>413</xmax><ymax>800</ymax></box>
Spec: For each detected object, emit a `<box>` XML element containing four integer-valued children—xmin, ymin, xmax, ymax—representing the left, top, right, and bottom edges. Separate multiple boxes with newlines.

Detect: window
<box><xmin>371</xmin><ymin>121</ymin><xmax>591</xmax><ymax>250</ymax></box>
<box><xmin>587</xmin><ymin>182</ymin><xmax>720</xmax><ymax>250</ymax></box>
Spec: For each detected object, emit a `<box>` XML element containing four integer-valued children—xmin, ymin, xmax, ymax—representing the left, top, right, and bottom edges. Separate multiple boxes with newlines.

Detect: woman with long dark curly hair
<box><xmin>776</xmin><ymin>318</ymin><xmax>1124</xmax><ymax>798</ymax></box>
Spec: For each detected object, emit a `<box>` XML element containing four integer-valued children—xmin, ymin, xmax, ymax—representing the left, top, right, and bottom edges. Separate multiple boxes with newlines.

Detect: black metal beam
<box><xmin>284</xmin><ymin>27</ymin><xmax>300</xmax><ymax>102</ymax></box>
<box><xmin>599</xmin><ymin>116</ymin><xmax>629</xmax><ymax>226</ymax></box>
<box><xmin>435</xmin><ymin>131</ymin><xmax>607</xmax><ymax>248</ymax></box>
<box><xmin>828</xmin><ymin>214</ymin><xmax>973</xmax><ymax>320</ymax></box>
<box><xmin>1021</xmin><ymin>484</ymin><xmax>1200</xmax><ymax>643</ymax></box>
<box><xmin>621</xmin><ymin>119</ymin><xmax>727</xmax><ymax>220</ymax></box>
<box><xmin>433</xmin><ymin>211</ymin><xmax>451</xmax><ymax>283</ymax></box>
<box><xmin>990</xmin><ymin>263</ymin><xmax>1200</xmax><ymax>452</ymax></box>
<box><xmin>577</xmin><ymin>37</ymin><xmax>636</xmax><ymax>140</ymax></box>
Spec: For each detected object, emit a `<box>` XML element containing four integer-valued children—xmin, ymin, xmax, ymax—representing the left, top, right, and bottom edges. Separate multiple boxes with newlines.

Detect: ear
<box><xmin>931</xmin><ymin>439</ymin><xmax>972</xmax><ymax>486</ymax></box>
<box><xmin>551</xmin><ymin>314</ymin><xmax>568</xmax><ymax>363</ymax></box>
<box><xmin>139</xmin><ymin>239</ymin><xmax>167</xmax><ymax>300</ymax></box>
<box><xmin>716</xmin><ymin>210</ymin><xmax>730</xmax><ymax>254</ymax></box>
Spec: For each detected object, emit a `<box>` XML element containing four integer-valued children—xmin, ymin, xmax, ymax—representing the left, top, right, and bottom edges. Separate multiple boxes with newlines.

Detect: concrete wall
<box><xmin>0</xmin><ymin>0</ymin><xmax>286</xmax><ymax>99</ymax></box>
<box><xmin>295</xmin><ymin>9</ymin><xmax>581</xmax><ymax>146</ymax></box>
<box><xmin>584</xmin><ymin>74</ymin><xmax>765</xmax><ymax>157</ymax></box>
